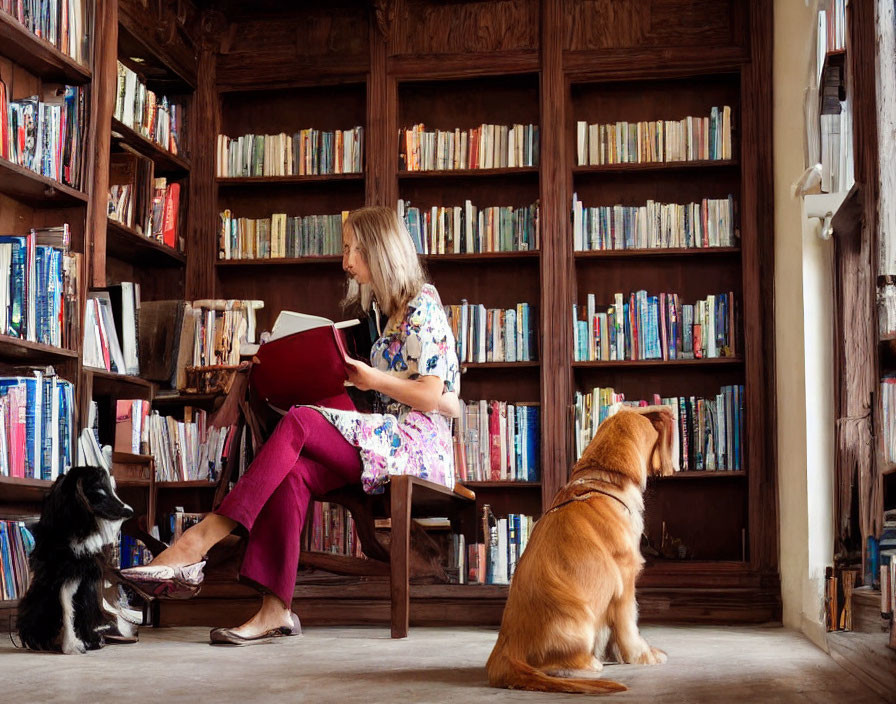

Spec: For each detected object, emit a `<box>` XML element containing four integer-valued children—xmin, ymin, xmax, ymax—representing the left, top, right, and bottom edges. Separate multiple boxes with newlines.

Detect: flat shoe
<box><xmin>209</xmin><ymin>612</ymin><xmax>302</xmax><ymax>646</ymax></box>
<box><xmin>118</xmin><ymin>560</ymin><xmax>206</xmax><ymax>600</ymax></box>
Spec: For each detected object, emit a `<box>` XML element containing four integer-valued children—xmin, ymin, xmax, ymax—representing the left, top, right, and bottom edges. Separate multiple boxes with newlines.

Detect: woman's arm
<box><xmin>345</xmin><ymin>358</ymin><xmax>446</xmax><ymax>414</ymax></box>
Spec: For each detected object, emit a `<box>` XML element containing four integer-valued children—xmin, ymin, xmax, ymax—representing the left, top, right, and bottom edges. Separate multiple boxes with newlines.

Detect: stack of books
<box><xmin>572</xmin><ymin>194</ymin><xmax>737</xmax><ymax>251</ymax></box>
<box><xmin>83</xmin><ymin>283</ymin><xmax>140</xmax><ymax>376</ymax></box>
<box><xmin>444</xmin><ymin>301</ymin><xmax>536</xmax><ymax>363</ymax></box>
<box><xmin>216</xmin><ymin>127</ymin><xmax>364</xmax><ymax>177</ymax></box>
<box><xmin>114</xmin><ymin>61</ymin><xmax>184</xmax><ymax>155</ymax></box>
<box><xmin>0</xmin><ymin>225</ymin><xmax>80</xmax><ymax>350</ymax></box>
<box><xmin>455</xmin><ymin>508</ymin><xmax>534</xmax><ymax>585</ymax></box>
<box><xmin>453</xmin><ymin>401</ymin><xmax>538</xmax><ymax>482</ymax></box>
<box><xmin>400</xmin><ymin>123</ymin><xmax>539</xmax><ymax>171</ymax></box>
<box><xmin>399</xmin><ymin>200</ymin><xmax>539</xmax><ymax>254</ymax></box>
<box><xmin>301</xmin><ymin>501</ymin><xmax>363</xmax><ymax>557</ymax></box>
<box><xmin>576</xmin><ymin>106</ymin><xmax>733</xmax><ymax>165</ymax></box>
<box><xmin>572</xmin><ymin>291</ymin><xmax>737</xmax><ymax>362</ymax></box>
<box><xmin>0</xmin><ymin>83</ymin><xmax>90</xmax><ymax>188</ymax></box>
<box><xmin>218</xmin><ymin>211</ymin><xmax>346</xmax><ymax>260</ymax></box>
<box><xmin>0</xmin><ymin>370</ymin><xmax>75</xmax><ymax>480</ymax></box>
<box><xmin>573</xmin><ymin>385</ymin><xmax>745</xmax><ymax>472</ymax></box>
<box><xmin>115</xmin><ymin>534</ymin><xmax>152</xmax><ymax>569</ymax></box>
<box><xmin>0</xmin><ymin>0</ymin><xmax>92</xmax><ymax>63</ymax></box>
<box><xmin>148</xmin><ymin>409</ymin><xmax>236</xmax><ymax>482</ymax></box>
<box><xmin>0</xmin><ymin>520</ymin><xmax>34</xmax><ymax>600</ymax></box>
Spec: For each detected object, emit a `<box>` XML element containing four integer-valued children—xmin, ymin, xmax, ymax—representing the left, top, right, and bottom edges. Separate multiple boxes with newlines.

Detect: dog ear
<box><xmin>637</xmin><ymin>405</ymin><xmax>675</xmax><ymax>477</ymax></box>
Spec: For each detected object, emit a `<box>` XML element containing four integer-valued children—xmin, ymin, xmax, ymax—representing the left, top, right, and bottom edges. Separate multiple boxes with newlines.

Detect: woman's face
<box><xmin>342</xmin><ymin>223</ymin><xmax>371</xmax><ymax>285</ymax></box>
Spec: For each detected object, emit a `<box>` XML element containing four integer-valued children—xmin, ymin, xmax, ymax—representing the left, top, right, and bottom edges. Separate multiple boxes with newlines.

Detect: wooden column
<box><xmin>740</xmin><ymin>0</ymin><xmax>777</xmax><ymax>571</ymax></box>
<box><xmin>389</xmin><ymin>475</ymin><xmax>412</xmax><ymax>638</ymax></box>
<box><xmin>87</xmin><ymin>0</ymin><xmax>118</xmax><ymax>290</ymax></box>
<box><xmin>539</xmin><ymin>0</ymin><xmax>573</xmax><ymax>505</ymax></box>
<box><xmin>367</xmin><ymin>5</ymin><xmax>398</xmax><ymax>208</ymax></box>
<box><xmin>187</xmin><ymin>14</ymin><xmax>221</xmax><ymax>300</ymax></box>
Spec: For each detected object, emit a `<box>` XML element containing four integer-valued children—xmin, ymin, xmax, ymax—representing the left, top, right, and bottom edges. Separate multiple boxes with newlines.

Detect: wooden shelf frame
<box><xmin>572</xmin><ymin>159</ymin><xmax>739</xmax><ymax>175</ymax></box>
<box><xmin>106</xmin><ymin>218</ymin><xmax>187</xmax><ymax>267</ymax></box>
<box><xmin>110</xmin><ymin>117</ymin><xmax>191</xmax><ymax>174</ymax></box>
<box><xmin>0</xmin><ymin>158</ymin><xmax>89</xmax><ymax>208</ymax></box>
<box><xmin>0</xmin><ymin>10</ymin><xmax>91</xmax><ymax>84</ymax></box>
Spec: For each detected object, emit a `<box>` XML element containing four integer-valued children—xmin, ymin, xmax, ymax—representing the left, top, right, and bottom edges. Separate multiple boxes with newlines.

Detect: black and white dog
<box><xmin>17</xmin><ymin>466</ymin><xmax>134</xmax><ymax>654</ymax></box>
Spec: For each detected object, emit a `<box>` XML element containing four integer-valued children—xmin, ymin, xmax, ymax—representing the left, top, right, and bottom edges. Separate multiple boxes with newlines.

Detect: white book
<box><xmin>496</xmin><ymin>518</ymin><xmax>509</xmax><ymax>584</ymax></box>
<box><xmin>121</xmin><ymin>282</ymin><xmax>139</xmax><ymax>376</ymax></box>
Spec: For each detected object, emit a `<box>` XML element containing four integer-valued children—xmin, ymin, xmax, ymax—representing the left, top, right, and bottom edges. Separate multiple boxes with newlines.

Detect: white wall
<box><xmin>773</xmin><ymin>0</ymin><xmax>836</xmax><ymax>649</ymax></box>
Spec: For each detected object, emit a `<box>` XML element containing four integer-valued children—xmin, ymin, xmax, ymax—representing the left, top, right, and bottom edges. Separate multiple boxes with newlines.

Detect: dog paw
<box><xmin>627</xmin><ymin>645</ymin><xmax>667</xmax><ymax>665</ymax></box>
<box><xmin>61</xmin><ymin>638</ymin><xmax>87</xmax><ymax>655</ymax></box>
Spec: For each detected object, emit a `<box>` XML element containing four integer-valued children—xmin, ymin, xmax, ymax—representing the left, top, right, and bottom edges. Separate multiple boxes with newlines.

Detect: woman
<box><xmin>121</xmin><ymin>206</ymin><xmax>460</xmax><ymax>644</ymax></box>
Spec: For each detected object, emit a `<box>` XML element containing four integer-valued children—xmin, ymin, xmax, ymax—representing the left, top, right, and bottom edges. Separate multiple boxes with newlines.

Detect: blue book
<box><xmin>0</xmin><ymin>236</ymin><xmax>26</xmax><ymax>338</ymax></box>
<box><xmin>0</xmin><ymin>522</ymin><xmax>14</xmax><ymax>599</ymax></box>
<box><xmin>526</xmin><ymin>406</ymin><xmax>539</xmax><ymax>482</ymax></box>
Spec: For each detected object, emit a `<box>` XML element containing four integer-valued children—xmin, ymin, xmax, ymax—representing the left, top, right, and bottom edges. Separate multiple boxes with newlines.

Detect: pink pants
<box><xmin>216</xmin><ymin>406</ymin><xmax>362</xmax><ymax>606</ymax></box>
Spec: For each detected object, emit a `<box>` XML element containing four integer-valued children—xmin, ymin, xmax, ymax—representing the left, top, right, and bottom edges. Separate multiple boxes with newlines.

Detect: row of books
<box><xmin>399</xmin><ymin>123</ymin><xmax>539</xmax><ymax>172</ymax></box>
<box><xmin>0</xmin><ymin>520</ymin><xmax>33</xmax><ymax>600</ymax></box>
<box><xmin>148</xmin><ymin>409</ymin><xmax>235</xmax><ymax>482</ymax></box>
<box><xmin>450</xmin><ymin>509</ymin><xmax>534</xmax><ymax>585</ymax></box>
<box><xmin>0</xmin><ymin>0</ymin><xmax>91</xmax><ymax>64</ymax></box>
<box><xmin>114</xmin><ymin>61</ymin><xmax>183</xmax><ymax>156</ymax></box>
<box><xmin>443</xmin><ymin>301</ymin><xmax>536</xmax><ymax>364</ymax></box>
<box><xmin>572</xmin><ymin>291</ymin><xmax>737</xmax><ymax>362</ymax></box>
<box><xmin>573</xmin><ymin>385</ymin><xmax>745</xmax><ymax>472</ymax></box>
<box><xmin>0</xmin><ymin>226</ymin><xmax>80</xmax><ymax>350</ymax></box>
<box><xmin>575</xmin><ymin>106</ymin><xmax>733</xmax><ymax>166</ymax></box>
<box><xmin>301</xmin><ymin>501</ymin><xmax>363</xmax><ymax>558</ymax></box>
<box><xmin>218</xmin><ymin>210</ymin><xmax>346</xmax><ymax>260</ymax></box>
<box><xmin>0</xmin><ymin>81</ymin><xmax>89</xmax><ymax>189</ymax></box>
<box><xmin>572</xmin><ymin>194</ymin><xmax>737</xmax><ymax>251</ymax></box>
<box><xmin>398</xmin><ymin>200</ymin><xmax>540</xmax><ymax>255</ymax></box>
<box><xmin>216</xmin><ymin>127</ymin><xmax>364</xmax><ymax>178</ymax></box>
<box><xmin>0</xmin><ymin>370</ymin><xmax>74</xmax><ymax>480</ymax></box>
<box><xmin>83</xmin><ymin>283</ymin><xmax>140</xmax><ymax>376</ymax></box>
<box><xmin>107</xmin><ymin>148</ymin><xmax>181</xmax><ymax>249</ymax></box>
<box><xmin>453</xmin><ymin>400</ymin><xmax>539</xmax><ymax>483</ymax></box>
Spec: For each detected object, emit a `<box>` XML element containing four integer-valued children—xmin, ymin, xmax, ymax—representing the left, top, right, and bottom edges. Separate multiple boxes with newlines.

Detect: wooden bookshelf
<box><xmin>0</xmin><ymin>159</ymin><xmax>89</xmax><ymax>208</ymax></box>
<box><xmin>572</xmin><ymin>357</ymin><xmax>743</xmax><ymax>368</ymax></box>
<box><xmin>572</xmin><ymin>159</ymin><xmax>739</xmax><ymax>175</ymax></box>
<box><xmin>216</xmin><ymin>255</ymin><xmax>342</xmax><ymax>267</ymax></box>
<box><xmin>0</xmin><ymin>475</ymin><xmax>52</xmax><ymax>503</ymax></box>
<box><xmin>0</xmin><ymin>335</ymin><xmax>79</xmax><ymax>363</ymax></box>
<box><xmin>218</xmin><ymin>174</ymin><xmax>363</xmax><ymax>186</ymax></box>
<box><xmin>106</xmin><ymin>218</ymin><xmax>187</xmax><ymax>267</ymax></box>
<box><xmin>111</xmin><ymin>118</ymin><xmax>191</xmax><ymax>174</ymax></box>
<box><xmin>0</xmin><ymin>10</ymin><xmax>91</xmax><ymax>84</ymax></box>
<box><xmin>398</xmin><ymin>167</ymin><xmax>539</xmax><ymax>180</ymax></box>
<box><xmin>575</xmin><ymin>247</ymin><xmax>741</xmax><ymax>259</ymax></box>
<box><xmin>87</xmin><ymin>368</ymin><xmax>156</xmax><ymax>400</ymax></box>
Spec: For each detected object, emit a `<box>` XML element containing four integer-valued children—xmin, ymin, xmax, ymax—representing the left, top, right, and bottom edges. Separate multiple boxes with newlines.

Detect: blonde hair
<box><xmin>343</xmin><ymin>206</ymin><xmax>426</xmax><ymax>319</ymax></box>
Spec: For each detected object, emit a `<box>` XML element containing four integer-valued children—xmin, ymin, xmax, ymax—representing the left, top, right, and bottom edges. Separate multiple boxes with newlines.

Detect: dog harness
<box><xmin>544</xmin><ymin>478</ymin><xmax>632</xmax><ymax>516</ymax></box>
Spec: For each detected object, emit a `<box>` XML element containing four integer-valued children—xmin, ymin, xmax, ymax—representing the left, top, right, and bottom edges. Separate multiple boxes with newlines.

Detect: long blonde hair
<box><xmin>343</xmin><ymin>206</ymin><xmax>425</xmax><ymax>319</ymax></box>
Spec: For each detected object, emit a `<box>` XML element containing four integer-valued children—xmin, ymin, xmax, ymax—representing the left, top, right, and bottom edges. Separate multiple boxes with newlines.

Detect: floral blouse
<box><xmin>314</xmin><ymin>283</ymin><xmax>460</xmax><ymax>493</ymax></box>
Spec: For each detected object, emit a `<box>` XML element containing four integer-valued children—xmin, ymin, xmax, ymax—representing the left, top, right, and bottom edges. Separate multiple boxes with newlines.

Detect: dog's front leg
<box><xmin>59</xmin><ymin>580</ymin><xmax>87</xmax><ymax>654</ymax></box>
<box><xmin>609</xmin><ymin>583</ymin><xmax>666</xmax><ymax>665</ymax></box>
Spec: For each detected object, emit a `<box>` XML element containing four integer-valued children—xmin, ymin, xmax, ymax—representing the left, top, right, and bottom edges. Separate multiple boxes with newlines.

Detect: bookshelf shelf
<box><xmin>462</xmin><ymin>362</ymin><xmax>539</xmax><ymax>370</ymax></box>
<box><xmin>111</xmin><ymin>118</ymin><xmax>191</xmax><ymax>174</ymax></box>
<box><xmin>575</xmin><ymin>247</ymin><xmax>741</xmax><ymax>260</ymax></box>
<box><xmin>461</xmin><ymin>481</ymin><xmax>541</xmax><ymax>488</ymax></box>
<box><xmin>0</xmin><ymin>475</ymin><xmax>52</xmax><ymax>503</ymax></box>
<box><xmin>88</xmin><ymin>369</ymin><xmax>155</xmax><ymax>400</ymax></box>
<box><xmin>573</xmin><ymin>160</ymin><xmax>739</xmax><ymax>175</ymax></box>
<box><xmin>655</xmin><ymin>471</ymin><xmax>746</xmax><ymax>480</ymax></box>
<box><xmin>0</xmin><ymin>11</ymin><xmax>91</xmax><ymax>84</ymax></box>
<box><xmin>156</xmin><ymin>480</ymin><xmax>218</xmax><ymax>489</ymax></box>
<box><xmin>217</xmin><ymin>173</ymin><xmax>364</xmax><ymax>186</ymax></box>
<box><xmin>0</xmin><ymin>159</ymin><xmax>89</xmax><ymax>208</ymax></box>
<box><xmin>425</xmin><ymin>251</ymin><xmax>539</xmax><ymax>262</ymax></box>
<box><xmin>216</xmin><ymin>255</ymin><xmax>342</xmax><ymax>267</ymax></box>
<box><xmin>572</xmin><ymin>357</ymin><xmax>743</xmax><ymax>369</ymax></box>
<box><xmin>398</xmin><ymin>167</ymin><xmax>539</xmax><ymax>180</ymax></box>
<box><xmin>153</xmin><ymin>392</ymin><xmax>222</xmax><ymax>406</ymax></box>
<box><xmin>106</xmin><ymin>218</ymin><xmax>186</xmax><ymax>267</ymax></box>
<box><xmin>0</xmin><ymin>335</ymin><xmax>78</xmax><ymax>363</ymax></box>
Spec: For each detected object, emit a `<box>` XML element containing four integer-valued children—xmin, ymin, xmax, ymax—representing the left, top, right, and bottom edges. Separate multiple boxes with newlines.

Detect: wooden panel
<box><xmin>118</xmin><ymin>0</ymin><xmax>199</xmax><ymax>88</ymax></box>
<box><xmin>390</xmin><ymin>0</ymin><xmax>539</xmax><ymax>57</ymax></box>
<box><xmin>217</xmin><ymin>182</ymin><xmax>365</xmax><ymax>219</ymax></box>
<box><xmin>563</xmin><ymin>0</ymin><xmax>744</xmax><ymax>52</ymax></box>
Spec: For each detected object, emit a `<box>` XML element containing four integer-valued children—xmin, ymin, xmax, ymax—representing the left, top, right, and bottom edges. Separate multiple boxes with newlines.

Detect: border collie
<box><xmin>17</xmin><ymin>466</ymin><xmax>134</xmax><ymax>654</ymax></box>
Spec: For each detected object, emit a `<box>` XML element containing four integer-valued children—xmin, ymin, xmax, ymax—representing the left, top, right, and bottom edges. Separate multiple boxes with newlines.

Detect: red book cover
<box><xmin>250</xmin><ymin>314</ymin><xmax>358</xmax><ymax>413</ymax></box>
<box><xmin>488</xmin><ymin>400</ymin><xmax>502</xmax><ymax>480</ymax></box>
<box><xmin>162</xmin><ymin>182</ymin><xmax>180</xmax><ymax>249</ymax></box>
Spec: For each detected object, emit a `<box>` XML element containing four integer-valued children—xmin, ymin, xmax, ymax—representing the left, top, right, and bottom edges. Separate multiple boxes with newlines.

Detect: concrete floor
<box><xmin>0</xmin><ymin>625</ymin><xmax>886</xmax><ymax>703</ymax></box>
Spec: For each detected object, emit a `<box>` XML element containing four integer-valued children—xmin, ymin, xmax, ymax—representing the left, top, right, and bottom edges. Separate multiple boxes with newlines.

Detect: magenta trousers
<box><xmin>216</xmin><ymin>406</ymin><xmax>362</xmax><ymax>606</ymax></box>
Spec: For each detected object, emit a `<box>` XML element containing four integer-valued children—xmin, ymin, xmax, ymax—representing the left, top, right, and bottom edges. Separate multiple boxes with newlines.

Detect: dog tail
<box><xmin>489</xmin><ymin>655</ymin><xmax>626</xmax><ymax>695</ymax></box>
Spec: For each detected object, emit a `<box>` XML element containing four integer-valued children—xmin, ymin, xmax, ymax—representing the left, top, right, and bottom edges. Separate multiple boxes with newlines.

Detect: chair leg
<box><xmin>390</xmin><ymin>476</ymin><xmax>412</xmax><ymax>638</ymax></box>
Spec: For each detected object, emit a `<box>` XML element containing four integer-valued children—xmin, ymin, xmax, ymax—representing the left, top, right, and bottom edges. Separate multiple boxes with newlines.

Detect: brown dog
<box><xmin>486</xmin><ymin>405</ymin><xmax>675</xmax><ymax>694</ymax></box>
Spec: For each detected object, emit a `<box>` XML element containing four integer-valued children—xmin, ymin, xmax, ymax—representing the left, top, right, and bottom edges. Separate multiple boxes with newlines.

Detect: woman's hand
<box><xmin>437</xmin><ymin>391</ymin><xmax>461</xmax><ymax>418</ymax></box>
<box><xmin>344</xmin><ymin>358</ymin><xmax>380</xmax><ymax>392</ymax></box>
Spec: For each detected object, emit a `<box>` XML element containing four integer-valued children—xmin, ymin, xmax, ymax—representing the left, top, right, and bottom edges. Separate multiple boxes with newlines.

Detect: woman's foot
<box><xmin>151</xmin><ymin>513</ymin><xmax>238</xmax><ymax>568</ymax></box>
<box><xmin>210</xmin><ymin>595</ymin><xmax>301</xmax><ymax>645</ymax></box>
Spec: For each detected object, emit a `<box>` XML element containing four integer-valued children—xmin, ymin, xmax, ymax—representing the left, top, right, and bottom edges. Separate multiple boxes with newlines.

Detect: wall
<box><xmin>774</xmin><ymin>0</ymin><xmax>836</xmax><ymax>650</ymax></box>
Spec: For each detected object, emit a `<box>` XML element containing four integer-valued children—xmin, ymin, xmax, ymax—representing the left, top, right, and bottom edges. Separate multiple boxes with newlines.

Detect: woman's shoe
<box><xmin>209</xmin><ymin>612</ymin><xmax>302</xmax><ymax>646</ymax></box>
<box><xmin>118</xmin><ymin>560</ymin><xmax>206</xmax><ymax>600</ymax></box>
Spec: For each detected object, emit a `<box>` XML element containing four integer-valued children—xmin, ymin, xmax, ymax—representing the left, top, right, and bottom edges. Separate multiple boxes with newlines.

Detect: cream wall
<box><xmin>773</xmin><ymin>0</ymin><xmax>836</xmax><ymax>649</ymax></box>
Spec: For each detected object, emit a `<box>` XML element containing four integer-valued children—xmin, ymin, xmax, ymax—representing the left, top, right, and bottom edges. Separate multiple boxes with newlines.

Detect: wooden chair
<box><xmin>306</xmin><ymin>476</ymin><xmax>475</xmax><ymax>638</ymax></box>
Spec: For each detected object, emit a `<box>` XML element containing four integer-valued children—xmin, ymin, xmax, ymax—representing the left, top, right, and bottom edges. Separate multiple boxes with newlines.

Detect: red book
<box><xmin>162</xmin><ymin>182</ymin><xmax>180</xmax><ymax>249</ymax></box>
<box><xmin>250</xmin><ymin>312</ymin><xmax>360</xmax><ymax>412</ymax></box>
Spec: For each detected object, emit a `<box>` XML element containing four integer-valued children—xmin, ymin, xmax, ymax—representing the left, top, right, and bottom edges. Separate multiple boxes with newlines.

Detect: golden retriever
<box><xmin>486</xmin><ymin>405</ymin><xmax>675</xmax><ymax>694</ymax></box>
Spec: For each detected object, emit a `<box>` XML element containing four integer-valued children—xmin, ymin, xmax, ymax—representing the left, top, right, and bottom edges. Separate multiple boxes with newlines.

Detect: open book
<box><xmin>249</xmin><ymin>312</ymin><xmax>361</xmax><ymax>412</ymax></box>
